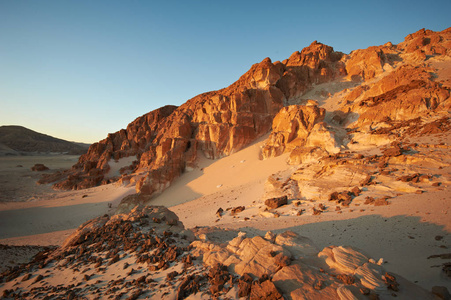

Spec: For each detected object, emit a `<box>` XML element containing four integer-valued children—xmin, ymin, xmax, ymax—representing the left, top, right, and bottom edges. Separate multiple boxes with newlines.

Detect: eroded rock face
<box><xmin>345</xmin><ymin>44</ymin><xmax>397</xmax><ymax>81</ymax></box>
<box><xmin>45</xmin><ymin>27</ymin><xmax>451</xmax><ymax>202</ymax></box>
<box><xmin>48</xmin><ymin>42</ymin><xmax>346</xmax><ymax>196</ymax></box>
<box><xmin>354</xmin><ymin>71</ymin><xmax>450</xmax><ymax>127</ymax></box>
<box><xmin>261</xmin><ymin>104</ymin><xmax>326</xmax><ymax>159</ymax></box>
<box><xmin>277</xmin><ymin>41</ymin><xmax>346</xmax><ymax>99</ymax></box>
<box><xmin>400</xmin><ymin>27</ymin><xmax>451</xmax><ymax>57</ymax></box>
<box><xmin>52</xmin><ymin>57</ymin><xmax>287</xmax><ymax>194</ymax></box>
<box><xmin>261</xmin><ymin>103</ymin><xmax>340</xmax><ymax>160</ymax></box>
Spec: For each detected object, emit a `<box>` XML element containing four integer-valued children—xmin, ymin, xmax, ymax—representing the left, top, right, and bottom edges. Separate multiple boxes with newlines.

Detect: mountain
<box><xmin>43</xmin><ymin>27</ymin><xmax>451</xmax><ymax>196</ymax></box>
<box><xmin>2</xmin><ymin>27</ymin><xmax>451</xmax><ymax>300</ymax></box>
<box><xmin>0</xmin><ymin>126</ymin><xmax>90</xmax><ymax>155</ymax></box>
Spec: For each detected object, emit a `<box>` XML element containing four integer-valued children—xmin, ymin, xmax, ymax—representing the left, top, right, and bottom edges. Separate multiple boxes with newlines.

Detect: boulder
<box><xmin>31</xmin><ymin>164</ymin><xmax>49</xmax><ymax>171</ymax></box>
<box><xmin>265</xmin><ymin>196</ymin><xmax>288</xmax><ymax>209</ymax></box>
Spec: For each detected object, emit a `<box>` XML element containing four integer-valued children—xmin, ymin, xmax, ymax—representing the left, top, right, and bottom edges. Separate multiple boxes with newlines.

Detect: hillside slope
<box><xmin>43</xmin><ymin>27</ymin><xmax>451</xmax><ymax>199</ymax></box>
<box><xmin>0</xmin><ymin>126</ymin><xmax>90</xmax><ymax>155</ymax></box>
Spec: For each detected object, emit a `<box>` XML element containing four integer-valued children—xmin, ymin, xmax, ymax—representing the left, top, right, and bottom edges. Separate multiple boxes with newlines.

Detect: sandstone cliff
<box><xmin>48</xmin><ymin>41</ymin><xmax>345</xmax><ymax>195</ymax></box>
<box><xmin>45</xmin><ymin>27</ymin><xmax>451</xmax><ymax>201</ymax></box>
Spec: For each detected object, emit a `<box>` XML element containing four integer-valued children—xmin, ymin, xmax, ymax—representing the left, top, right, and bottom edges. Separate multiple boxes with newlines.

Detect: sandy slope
<box><xmin>0</xmin><ymin>136</ymin><xmax>450</xmax><ymax>293</ymax></box>
<box><xmin>0</xmin><ymin>155</ymin><xmax>135</xmax><ymax>246</ymax></box>
<box><xmin>163</xmin><ymin>137</ymin><xmax>451</xmax><ymax>291</ymax></box>
<box><xmin>1</xmin><ymin>55</ymin><xmax>451</xmax><ymax>294</ymax></box>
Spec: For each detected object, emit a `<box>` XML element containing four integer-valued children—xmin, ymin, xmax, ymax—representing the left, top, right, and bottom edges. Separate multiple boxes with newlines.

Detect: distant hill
<box><xmin>0</xmin><ymin>126</ymin><xmax>90</xmax><ymax>155</ymax></box>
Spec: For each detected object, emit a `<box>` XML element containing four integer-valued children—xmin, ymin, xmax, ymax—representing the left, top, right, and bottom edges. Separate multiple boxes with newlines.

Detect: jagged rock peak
<box><xmin>43</xmin><ymin>27</ymin><xmax>451</xmax><ymax>199</ymax></box>
<box><xmin>286</xmin><ymin>40</ymin><xmax>344</xmax><ymax>67</ymax></box>
<box><xmin>229</xmin><ymin>56</ymin><xmax>285</xmax><ymax>90</ymax></box>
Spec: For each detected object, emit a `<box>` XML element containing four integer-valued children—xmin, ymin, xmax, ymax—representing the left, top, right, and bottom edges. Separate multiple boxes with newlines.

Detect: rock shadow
<box><xmin>237</xmin><ymin>214</ymin><xmax>450</xmax><ymax>290</ymax></box>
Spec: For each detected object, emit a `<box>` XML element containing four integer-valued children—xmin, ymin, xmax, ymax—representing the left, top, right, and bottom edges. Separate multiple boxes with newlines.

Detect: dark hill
<box><xmin>0</xmin><ymin>126</ymin><xmax>90</xmax><ymax>155</ymax></box>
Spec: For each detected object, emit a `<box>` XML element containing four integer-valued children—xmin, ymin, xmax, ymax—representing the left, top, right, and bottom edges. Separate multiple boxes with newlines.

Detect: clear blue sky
<box><xmin>1</xmin><ymin>0</ymin><xmax>449</xmax><ymax>143</ymax></box>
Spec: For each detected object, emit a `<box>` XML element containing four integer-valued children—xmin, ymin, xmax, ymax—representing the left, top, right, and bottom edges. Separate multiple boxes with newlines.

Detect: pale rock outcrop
<box><xmin>318</xmin><ymin>245</ymin><xmax>435</xmax><ymax>299</ymax></box>
<box><xmin>261</xmin><ymin>104</ymin><xmax>326</xmax><ymax>159</ymax></box>
<box><xmin>305</xmin><ymin>122</ymin><xmax>340</xmax><ymax>154</ymax></box>
<box><xmin>272</xmin><ymin>263</ymin><xmax>340</xmax><ymax>300</ymax></box>
<box><xmin>1</xmin><ymin>207</ymin><xmax>437</xmax><ymax>299</ymax></box>
<box><xmin>288</xmin><ymin>146</ymin><xmax>329</xmax><ymax>165</ymax></box>
<box><xmin>319</xmin><ymin>246</ymin><xmax>370</xmax><ymax>275</ymax></box>
<box><xmin>274</xmin><ymin>231</ymin><xmax>319</xmax><ymax>258</ymax></box>
<box><xmin>195</xmin><ymin>233</ymin><xmax>292</xmax><ymax>278</ymax></box>
<box><xmin>192</xmin><ymin>230</ymin><xmax>436</xmax><ymax>300</ymax></box>
<box><xmin>290</xmin><ymin>163</ymin><xmax>370</xmax><ymax>201</ymax></box>
<box><xmin>263</xmin><ymin>173</ymin><xmax>300</xmax><ymax>201</ymax></box>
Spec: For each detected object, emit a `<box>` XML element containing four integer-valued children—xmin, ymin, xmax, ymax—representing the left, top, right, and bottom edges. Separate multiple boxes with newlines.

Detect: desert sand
<box><xmin>0</xmin><ymin>156</ymin><xmax>135</xmax><ymax>247</ymax></box>
<box><xmin>1</xmin><ymin>28</ymin><xmax>451</xmax><ymax>299</ymax></box>
<box><xmin>0</xmin><ymin>132</ymin><xmax>450</xmax><ymax>293</ymax></box>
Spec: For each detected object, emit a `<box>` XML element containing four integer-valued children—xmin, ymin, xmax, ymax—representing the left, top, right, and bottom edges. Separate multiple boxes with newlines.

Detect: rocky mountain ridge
<box><xmin>2</xmin><ymin>27</ymin><xmax>451</xmax><ymax>300</ymax></box>
<box><xmin>41</xmin><ymin>27</ymin><xmax>451</xmax><ymax>202</ymax></box>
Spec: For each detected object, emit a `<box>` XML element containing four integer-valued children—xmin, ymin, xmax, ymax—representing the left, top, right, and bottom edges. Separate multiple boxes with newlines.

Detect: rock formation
<box><xmin>261</xmin><ymin>103</ymin><xmax>326</xmax><ymax>158</ymax></box>
<box><xmin>6</xmin><ymin>27</ymin><xmax>450</xmax><ymax>299</ymax></box>
<box><xmin>276</xmin><ymin>41</ymin><xmax>346</xmax><ymax>100</ymax></box>
<box><xmin>46</xmin><ymin>41</ymin><xmax>346</xmax><ymax>197</ymax></box>
<box><xmin>40</xmin><ymin>27</ymin><xmax>451</xmax><ymax>207</ymax></box>
<box><xmin>0</xmin><ymin>206</ymin><xmax>437</xmax><ymax>299</ymax></box>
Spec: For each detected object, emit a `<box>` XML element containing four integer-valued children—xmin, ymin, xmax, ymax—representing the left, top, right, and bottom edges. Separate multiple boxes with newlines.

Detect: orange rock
<box><xmin>400</xmin><ymin>27</ymin><xmax>451</xmax><ymax>57</ymax></box>
<box><xmin>50</xmin><ymin>27</ymin><xmax>451</xmax><ymax>199</ymax></box>
<box><xmin>262</xmin><ymin>104</ymin><xmax>325</xmax><ymax>159</ymax></box>
<box><xmin>345</xmin><ymin>46</ymin><xmax>392</xmax><ymax>81</ymax></box>
<box><xmin>277</xmin><ymin>41</ymin><xmax>346</xmax><ymax>99</ymax></box>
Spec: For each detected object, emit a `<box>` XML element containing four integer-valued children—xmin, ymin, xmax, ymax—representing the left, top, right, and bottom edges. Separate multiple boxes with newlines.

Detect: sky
<box><xmin>1</xmin><ymin>0</ymin><xmax>450</xmax><ymax>143</ymax></box>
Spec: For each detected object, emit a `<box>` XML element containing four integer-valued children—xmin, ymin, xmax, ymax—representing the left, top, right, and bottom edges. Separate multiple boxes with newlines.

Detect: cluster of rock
<box><xmin>0</xmin><ymin>206</ymin><xmax>439</xmax><ymax>299</ymax></box>
<box><xmin>41</xmin><ymin>40</ymin><xmax>350</xmax><ymax>196</ymax></box>
<box><xmin>256</xmin><ymin>134</ymin><xmax>450</xmax><ymax>222</ymax></box>
<box><xmin>41</xmin><ymin>27</ymin><xmax>451</xmax><ymax>201</ymax></box>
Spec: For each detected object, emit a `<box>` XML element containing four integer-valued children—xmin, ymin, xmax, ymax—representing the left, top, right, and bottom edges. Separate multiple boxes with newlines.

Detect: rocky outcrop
<box><xmin>49</xmin><ymin>42</ymin><xmax>346</xmax><ymax>196</ymax></box>
<box><xmin>351</xmin><ymin>66</ymin><xmax>450</xmax><ymax>126</ymax></box>
<box><xmin>344</xmin><ymin>43</ymin><xmax>398</xmax><ymax>81</ymax></box>
<box><xmin>0</xmin><ymin>206</ymin><xmax>440</xmax><ymax>299</ymax></box>
<box><xmin>277</xmin><ymin>41</ymin><xmax>346</xmax><ymax>100</ymax></box>
<box><xmin>192</xmin><ymin>228</ymin><xmax>434</xmax><ymax>299</ymax></box>
<box><xmin>44</xmin><ymin>27</ymin><xmax>451</xmax><ymax>201</ymax></box>
<box><xmin>261</xmin><ymin>103</ymin><xmax>340</xmax><ymax>160</ymax></box>
<box><xmin>400</xmin><ymin>27</ymin><xmax>451</xmax><ymax>57</ymax></box>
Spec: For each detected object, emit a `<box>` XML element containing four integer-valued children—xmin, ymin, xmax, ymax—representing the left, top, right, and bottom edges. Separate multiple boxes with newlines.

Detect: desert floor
<box><xmin>0</xmin><ymin>142</ymin><xmax>450</xmax><ymax>292</ymax></box>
